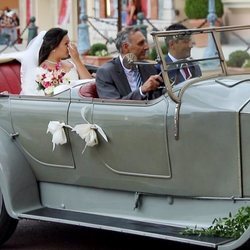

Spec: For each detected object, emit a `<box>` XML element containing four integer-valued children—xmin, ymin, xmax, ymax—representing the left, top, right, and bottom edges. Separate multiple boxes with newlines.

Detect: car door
<box><xmin>9</xmin><ymin>94</ymin><xmax>74</xmax><ymax>172</ymax></box>
<box><xmin>67</xmin><ymin>96</ymin><xmax>171</xmax><ymax>192</ymax></box>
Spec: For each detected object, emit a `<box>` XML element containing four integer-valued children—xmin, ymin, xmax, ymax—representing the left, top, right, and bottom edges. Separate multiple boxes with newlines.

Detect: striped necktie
<box><xmin>181</xmin><ymin>63</ymin><xmax>192</xmax><ymax>80</ymax></box>
<box><xmin>134</xmin><ymin>68</ymin><xmax>143</xmax><ymax>87</ymax></box>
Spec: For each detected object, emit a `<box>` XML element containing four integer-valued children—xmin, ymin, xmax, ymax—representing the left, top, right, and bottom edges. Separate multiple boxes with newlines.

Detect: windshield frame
<box><xmin>151</xmin><ymin>24</ymin><xmax>250</xmax><ymax>104</ymax></box>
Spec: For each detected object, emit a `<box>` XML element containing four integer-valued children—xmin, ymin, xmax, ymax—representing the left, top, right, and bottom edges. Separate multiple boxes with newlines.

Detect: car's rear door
<box><xmin>9</xmin><ymin>94</ymin><xmax>74</xmax><ymax>171</ymax></box>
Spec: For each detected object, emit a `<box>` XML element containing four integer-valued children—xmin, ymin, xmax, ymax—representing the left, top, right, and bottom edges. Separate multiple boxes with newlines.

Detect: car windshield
<box><xmin>151</xmin><ymin>25</ymin><xmax>250</xmax><ymax>102</ymax></box>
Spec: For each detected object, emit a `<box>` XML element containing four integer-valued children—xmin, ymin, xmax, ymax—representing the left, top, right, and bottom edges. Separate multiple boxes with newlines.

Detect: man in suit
<box><xmin>96</xmin><ymin>27</ymin><xmax>163</xmax><ymax>100</ymax></box>
<box><xmin>159</xmin><ymin>23</ymin><xmax>202</xmax><ymax>85</ymax></box>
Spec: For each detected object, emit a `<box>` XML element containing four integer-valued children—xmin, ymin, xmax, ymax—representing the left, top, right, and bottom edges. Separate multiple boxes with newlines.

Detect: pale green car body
<box><xmin>1</xmin><ymin>25</ymin><xmax>250</xmax><ymax>249</ymax></box>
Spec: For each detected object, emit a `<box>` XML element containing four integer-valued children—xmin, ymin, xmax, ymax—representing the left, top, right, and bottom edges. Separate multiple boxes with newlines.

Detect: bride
<box><xmin>22</xmin><ymin>27</ymin><xmax>93</xmax><ymax>95</ymax></box>
<box><xmin>0</xmin><ymin>27</ymin><xmax>93</xmax><ymax>95</ymax></box>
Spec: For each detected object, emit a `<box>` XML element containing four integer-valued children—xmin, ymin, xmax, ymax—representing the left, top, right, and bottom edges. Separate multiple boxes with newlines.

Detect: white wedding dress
<box><xmin>33</xmin><ymin>62</ymin><xmax>80</xmax><ymax>96</ymax></box>
<box><xmin>0</xmin><ymin>31</ymin><xmax>81</xmax><ymax>95</ymax></box>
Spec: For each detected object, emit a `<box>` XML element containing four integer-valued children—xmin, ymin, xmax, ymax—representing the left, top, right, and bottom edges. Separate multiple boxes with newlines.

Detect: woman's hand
<box><xmin>68</xmin><ymin>42</ymin><xmax>93</xmax><ymax>79</ymax></box>
<box><xmin>68</xmin><ymin>43</ymin><xmax>81</xmax><ymax>62</ymax></box>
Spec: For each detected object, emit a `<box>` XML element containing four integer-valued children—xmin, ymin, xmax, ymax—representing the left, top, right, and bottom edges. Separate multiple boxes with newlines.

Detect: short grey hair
<box><xmin>115</xmin><ymin>27</ymin><xmax>141</xmax><ymax>53</ymax></box>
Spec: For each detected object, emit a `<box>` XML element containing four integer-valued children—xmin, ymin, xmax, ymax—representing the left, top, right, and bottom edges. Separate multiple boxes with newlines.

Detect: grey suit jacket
<box><xmin>96</xmin><ymin>57</ymin><xmax>162</xmax><ymax>100</ymax></box>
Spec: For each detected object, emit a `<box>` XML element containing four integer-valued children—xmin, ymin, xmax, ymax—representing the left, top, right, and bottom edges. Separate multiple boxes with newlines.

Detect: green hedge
<box><xmin>89</xmin><ymin>43</ymin><xmax>108</xmax><ymax>56</ymax></box>
<box><xmin>227</xmin><ymin>50</ymin><xmax>250</xmax><ymax>68</ymax></box>
<box><xmin>148</xmin><ymin>44</ymin><xmax>167</xmax><ymax>60</ymax></box>
<box><xmin>184</xmin><ymin>0</ymin><xmax>224</xmax><ymax>19</ymax></box>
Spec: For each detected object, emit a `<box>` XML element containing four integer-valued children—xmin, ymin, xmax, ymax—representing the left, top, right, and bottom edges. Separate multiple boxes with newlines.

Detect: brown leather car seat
<box><xmin>0</xmin><ymin>60</ymin><xmax>21</xmax><ymax>94</ymax></box>
<box><xmin>79</xmin><ymin>82</ymin><xmax>99</xmax><ymax>98</ymax></box>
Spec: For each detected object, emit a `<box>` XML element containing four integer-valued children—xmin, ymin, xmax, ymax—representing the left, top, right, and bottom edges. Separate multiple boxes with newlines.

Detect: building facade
<box><xmin>16</xmin><ymin>0</ymin><xmax>176</xmax><ymax>43</ymax></box>
<box><xmin>3</xmin><ymin>0</ymin><xmax>250</xmax><ymax>48</ymax></box>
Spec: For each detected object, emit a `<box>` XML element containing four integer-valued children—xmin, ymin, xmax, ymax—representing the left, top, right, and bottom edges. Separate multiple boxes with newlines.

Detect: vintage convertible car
<box><xmin>1</xmin><ymin>25</ymin><xmax>250</xmax><ymax>249</ymax></box>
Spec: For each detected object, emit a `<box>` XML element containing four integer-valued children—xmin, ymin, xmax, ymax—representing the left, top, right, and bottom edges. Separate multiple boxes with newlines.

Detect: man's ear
<box><xmin>121</xmin><ymin>42</ymin><xmax>130</xmax><ymax>54</ymax></box>
<box><xmin>168</xmin><ymin>40</ymin><xmax>176</xmax><ymax>49</ymax></box>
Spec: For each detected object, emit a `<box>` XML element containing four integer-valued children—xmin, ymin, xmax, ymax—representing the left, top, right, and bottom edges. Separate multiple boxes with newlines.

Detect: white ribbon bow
<box><xmin>71</xmin><ymin>107</ymin><xmax>108</xmax><ymax>153</ymax></box>
<box><xmin>47</xmin><ymin>107</ymin><xmax>108</xmax><ymax>152</ymax></box>
<box><xmin>47</xmin><ymin>121</ymin><xmax>71</xmax><ymax>150</ymax></box>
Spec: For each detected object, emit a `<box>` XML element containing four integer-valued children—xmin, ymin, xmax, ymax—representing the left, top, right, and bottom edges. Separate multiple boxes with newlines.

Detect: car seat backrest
<box><xmin>0</xmin><ymin>60</ymin><xmax>21</xmax><ymax>94</ymax></box>
<box><xmin>79</xmin><ymin>82</ymin><xmax>99</xmax><ymax>98</ymax></box>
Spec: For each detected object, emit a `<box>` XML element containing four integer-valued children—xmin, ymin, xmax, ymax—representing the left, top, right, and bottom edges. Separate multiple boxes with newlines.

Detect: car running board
<box><xmin>19</xmin><ymin>207</ymin><xmax>233</xmax><ymax>248</ymax></box>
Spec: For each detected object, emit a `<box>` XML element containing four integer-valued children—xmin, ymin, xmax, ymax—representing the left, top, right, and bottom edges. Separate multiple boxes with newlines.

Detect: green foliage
<box><xmin>184</xmin><ymin>0</ymin><xmax>224</xmax><ymax>19</ymax></box>
<box><xmin>148</xmin><ymin>44</ymin><xmax>167</xmax><ymax>60</ymax></box>
<box><xmin>227</xmin><ymin>50</ymin><xmax>250</xmax><ymax>68</ymax></box>
<box><xmin>89</xmin><ymin>43</ymin><xmax>109</xmax><ymax>56</ymax></box>
<box><xmin>243</xmin><ymin>59</ymin><xmax>250</xmax><ymax>68</ymax></box>
<box><xmin>182</xmin><ymin>206</ymin><xmax>250</xmax><ymax>239</ymax></box>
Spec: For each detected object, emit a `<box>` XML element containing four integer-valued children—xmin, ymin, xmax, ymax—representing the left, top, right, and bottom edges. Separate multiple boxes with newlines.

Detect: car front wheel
<box><xmin>0</xmin><ymin>187</ymin><xmax>18</xmax><ymax>246</ymax></box>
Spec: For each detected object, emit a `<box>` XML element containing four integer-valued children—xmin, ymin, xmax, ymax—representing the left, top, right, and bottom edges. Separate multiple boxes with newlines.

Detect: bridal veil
<box><xmin>20</xmin><ymin>31</ymin><xmax>46</xmax><ymax>95</ymax></box>
<box><xmin>0</xmin><ymin>30</ymin><xmax>46</xmax><ymax>95</ymax></box>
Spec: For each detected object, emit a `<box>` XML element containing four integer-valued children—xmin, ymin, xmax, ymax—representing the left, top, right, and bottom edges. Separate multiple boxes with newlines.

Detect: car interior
<box><xmin>0</xmin><ymin>60</ymin><xmax>99</xmax><ymax>98</ymax></box>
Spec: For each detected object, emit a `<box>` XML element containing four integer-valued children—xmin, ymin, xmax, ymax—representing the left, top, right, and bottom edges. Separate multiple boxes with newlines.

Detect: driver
<box><xmin>96</xmin><ymin>26</ymin><xmax>164</xmax><ymax>100</ymax></box>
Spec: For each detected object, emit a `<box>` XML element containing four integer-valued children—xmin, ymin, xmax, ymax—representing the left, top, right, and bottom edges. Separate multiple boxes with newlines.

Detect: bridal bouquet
<box><xmin>36</xmin><ymin>65</ymin><xmax>70</xmax><ymax>95</ymax></box>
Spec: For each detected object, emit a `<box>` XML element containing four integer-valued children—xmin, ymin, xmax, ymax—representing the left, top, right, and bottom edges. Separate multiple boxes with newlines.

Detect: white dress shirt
<box><xmin>119</xmin><ymin>55</ymin><xmax>145</xmax><ymax>96</ymax></box>
<box><xmin>168</xmin><ymin>53</ymin><xmax>191</xmax><ymax>80</ymax></box>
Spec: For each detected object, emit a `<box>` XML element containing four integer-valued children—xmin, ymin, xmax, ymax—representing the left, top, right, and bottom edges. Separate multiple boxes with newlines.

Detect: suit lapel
<box><xmin>113</xmin><ymin>57</ymin><xmax>132</xmax><ymax>95</ymax></box>
<box><xmin>138</xmin><ymin>64</ymin><xmax>158</xmax><ymax>82</ymax></box>
<box><xmin>165</xmin><ymin>55</ymin><xmax>185</xmax><ymax>84</ymax></box>
<box><xmin>189</xmin><ymin>62</ymin><xmax>202</xmax><ymax>78</ymax></box>
<box><xmin>138</xmin><ymin>65</ymin><xmax>149</xmax><ymax>83</ymax></box>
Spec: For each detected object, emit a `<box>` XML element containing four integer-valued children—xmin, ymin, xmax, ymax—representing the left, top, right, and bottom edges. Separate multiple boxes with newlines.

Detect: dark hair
<box><xmin>38</xmin><ymin>27</ymin><xmax>68</xmax><ymax>65</ymax></box>
<box><xmin>165</xmin><ymin>23</ymin><xmax>188</xmax><ymax>31</ymax></box>
<box><xmin>165</xmin><ymin>23</ymin><xmax>190</xmax><ymax>44</ymax></box>
<box><xmin>134</xmin><ymin>0</ymin><xmax>142</xmax><ymax>14</ymax></box>
<box><xmin>115</xmin><ymin>26</ymin><xmax>141</xmax><ymax>53</ymax></box>
<box><xmin>128</xmin><ymin>0</ymin><xmax>142</xmax><ymax>13</ymax></box>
